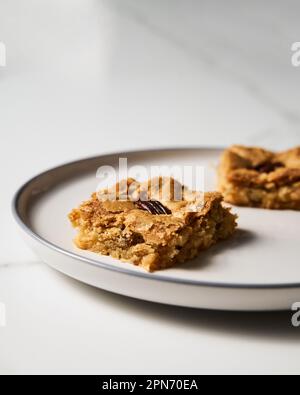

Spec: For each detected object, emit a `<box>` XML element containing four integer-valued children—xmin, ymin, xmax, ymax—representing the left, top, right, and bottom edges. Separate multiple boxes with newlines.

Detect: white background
<box><xmin>0</xmin><ymin>0</ymin><xmax>300</xmax><ymax>374</ymax></box>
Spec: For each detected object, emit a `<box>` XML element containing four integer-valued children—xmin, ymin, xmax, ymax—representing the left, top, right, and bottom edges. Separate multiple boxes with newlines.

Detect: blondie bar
<box><xmin>69</xmin><ymin>178</ymin><xmax>237</xmax><ymax>271</ymax></box>
<box><xmin>219</xmin><ymin>145</ymin><xmax>300</xmax><ymax>210</ymax></box>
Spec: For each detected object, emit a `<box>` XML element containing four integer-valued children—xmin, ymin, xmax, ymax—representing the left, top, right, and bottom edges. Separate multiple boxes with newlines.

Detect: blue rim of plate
<box><xmin>12</xmin><ymin>146</ymin><xmax>300</xmax><ymax>290</ymax></box>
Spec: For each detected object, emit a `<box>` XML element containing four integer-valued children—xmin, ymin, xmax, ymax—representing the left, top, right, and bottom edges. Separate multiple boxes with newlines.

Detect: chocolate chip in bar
<box><xmin>254</xmin><ymin>162</ymin><xmax>284</xmax><ymax>174</ymax></box>
<box><xmin>135</xmin><ymin>200</ymin><xmax>172</xmax><ymax>215</ymax></box>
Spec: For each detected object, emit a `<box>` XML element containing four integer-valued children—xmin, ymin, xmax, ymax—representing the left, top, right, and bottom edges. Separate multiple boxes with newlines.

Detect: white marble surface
<box><xmin>0</xmin><ymin>0</ymin><xmax>300</xmax><ymax>374</ymax></box>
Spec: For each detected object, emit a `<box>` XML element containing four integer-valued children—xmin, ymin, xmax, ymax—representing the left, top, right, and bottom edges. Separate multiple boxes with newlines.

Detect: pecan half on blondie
<box><xmin>219</xmin><ymin>145</ymin><xmax>300</xmax><ymax>210</ymax></box>
<box><xmin>69</xmin><ymin>178</ymin><xmax>237</xmax><ymax>272</ymax></box>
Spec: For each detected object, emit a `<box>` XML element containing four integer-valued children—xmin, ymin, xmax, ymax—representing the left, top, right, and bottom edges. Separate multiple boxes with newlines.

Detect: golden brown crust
<box><xmin>219</xmin><ymin>145</ymin><xmax>300</xmax><ymax>210</ymax></box>
<box><xmin>69</xmin><ymin>178</ymin><xmax>237</xmax><ymax>271</ymax></box>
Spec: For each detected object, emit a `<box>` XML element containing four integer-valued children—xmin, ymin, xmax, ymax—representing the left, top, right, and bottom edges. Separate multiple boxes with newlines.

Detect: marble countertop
<box><xmin>1</xmin><ymin>0</ymin><xmax>300</xmax><ymax>374</ymax></box>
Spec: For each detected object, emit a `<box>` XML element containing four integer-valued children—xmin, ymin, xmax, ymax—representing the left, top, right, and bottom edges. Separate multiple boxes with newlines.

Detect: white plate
<box><xmin>13</xmin><ymin>147</ymin><xmax>300</xmax><ymax>311</ymax></box>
